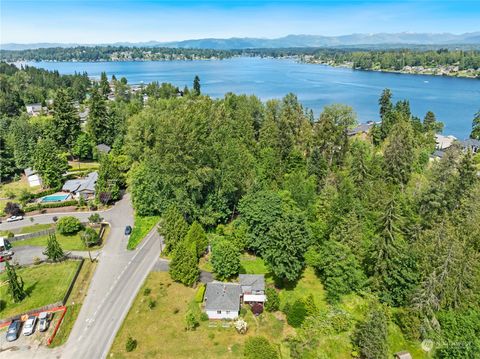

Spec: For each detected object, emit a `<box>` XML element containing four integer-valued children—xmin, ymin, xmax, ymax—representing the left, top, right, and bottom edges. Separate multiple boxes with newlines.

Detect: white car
<box><xmin>7</xmin><ymin>215</ymin><xmax>24</xmax><ymax>222</ymax></box>
<box><xmin>38</xmin><ymin>312</ymin><xmax>50</xmax><ymax>332</ymax></box>
<box><xmin>22</xmin><ymin>316</ymin><xmax>37</xmax><ymax>336</ymax></box>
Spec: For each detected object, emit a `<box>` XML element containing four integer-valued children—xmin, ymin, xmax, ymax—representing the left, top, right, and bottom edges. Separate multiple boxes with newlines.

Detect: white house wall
<box><xmin>206</xmin><ymin>310</ymin><xmax>238</xmax><ymax>320</ymax></box>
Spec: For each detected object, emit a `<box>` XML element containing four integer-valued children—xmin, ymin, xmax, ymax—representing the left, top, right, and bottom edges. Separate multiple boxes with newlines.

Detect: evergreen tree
<box><xmin>185</xmin><ymin>221</ymin><xmax>208</xmax><ymax>258</ymax></box>
<box><xmin>193</xmin><ymin>75</ymin><xmax>201</xmax><ymax>96</ymax></box>
<box><xmin>5</xmin><ymin>261</ymin><xmax>26</xmax><ymax>303</ymax></box>
<box><xmin>353</xmin><ymin>304</ymin><xmax>389</xmax><ymax>359</ymax></box>
<box><xmin>383</xmin><ymin>118</ymin><xmax>415</xmax><ymax>185</ymax></box>
<box><xmin>43</xmin><ymin>233</ymin><xmax>65</xmax><ymax>262</ymax></box>
<box><xmin>158</xmin><ymin>205</ymin><xmax>188</xmax><ymax>254</ymax></box>
<box><xmin>211</xmin><ymin>239</ymin><xmax>240</xmax><ymax>280</ymax></box>
<box><xmin>52</xmin><ymin>88</ymin><xmax>81</xmax><ymax>150</ymax></box>
<box><xmin>423</xmin><ymin>111</ymin><xmax>442</xmax><ymax>133</ymax></box>
<box><xmin>100</xmin><ymin>71</ymin><xmax>110</xmax><ymax>96</ymax></box>
<box><xmin>33</xmin><ymin>137</ymin><xmax>68</xmax><ymax>188</ymax></box>
<box><xmin>169</xmin><ymin>239</ymin><xmax>199</xmax><ymax>286</ymax></box>
<box><xmin>378</xmin><ymin>88</ymin><xmax>393</xmax><ymax>122</ymax></box>
<box><xmin>96</xmin><ymin>154</ymin><xmax>122</xmax><ymax>203</ymax></box>
<box><xmin>87</xmin><ymin>88</ymin><xmax>111</xmax><ymax>145</ymax></box>
<box><xmin>469</xmin><ymin>109</ymin><xmax>480</xmax><ymax>139</ymax></box>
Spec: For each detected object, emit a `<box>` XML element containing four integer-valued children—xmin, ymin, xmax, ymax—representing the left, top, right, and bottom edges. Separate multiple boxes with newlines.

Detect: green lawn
<box><xmin>49</xmin><ymin>260</ymin><xmax>97</xmax><ymax>347</ymax></box>
<box><xmin>127</xmin><ymin>215</ymin><xmax>160</xmax><ymax>250</ymax></box>
<box><xmin>109</xmin><ymin>272</ymin><xmax>287</xmax><ymax>359</ymax></box>
<box><xmin>11</xmin><ymin>227</ymin><xmax>104</xmax><ymax>251</ymax></box>
<box><xmin>0</xmin><ymin>261</ymin><xmax>79</xmax><ymax>319</ymax></box>
<box><xmin>0</xmin><ymin>223</ymin><xmax>54</xmax><ymax>236</ymax></box>
<box><xmin>0</xmin><ymin>177</ymin><xmax>40</xmax><ymax>216</ymax></box>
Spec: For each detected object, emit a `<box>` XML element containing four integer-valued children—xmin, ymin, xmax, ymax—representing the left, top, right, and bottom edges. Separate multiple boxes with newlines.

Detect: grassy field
<box><xmin>0</xmin><ymin>223</ymin><xmax>54</xmax><ymax>236</ymax></box>
<box><xmin>49</xmin><ymin>260</ymin><xmax>97</xmax><ymax>347</ymax></box>
<box><xmin>68</xmin><ymin>161</ymin><xmax>100</xmax><ymax>171</ymax></box>
<box><xmin>127</xmin><ymin>215</ymin><xmax>160</xmax><ymax>249</ymax></box>
<box><xmin>11</xmin><ymin>226</ymin><xmax>107</xmax><ymax>251</ymax></box>
<box><xmin>109</xmin><ymin>272</ymin><xmax>288</xmax><ymax>359</ymax></box>
<box><xmin>0</xmin><ymin>177</ymin><xmax>40</xmax><ymax>216</ymax></box>
<box><xmin>0</xmin><ymin>261</ymin><xmax>79</xmax><ymax>319</ymax></box>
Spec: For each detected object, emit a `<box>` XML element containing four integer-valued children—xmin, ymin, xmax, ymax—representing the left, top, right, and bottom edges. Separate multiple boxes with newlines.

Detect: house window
<box><xmin>217</xmin><ymin>310</ymin><xmax>221</xmax><ymax>314</ymax></box>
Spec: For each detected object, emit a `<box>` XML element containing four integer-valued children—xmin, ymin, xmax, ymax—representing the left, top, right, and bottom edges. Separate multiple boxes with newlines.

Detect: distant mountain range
<box><xmin>2</xmin><ymin>32</ymin><xmax>480</xmax><ymax>51</ymax></box>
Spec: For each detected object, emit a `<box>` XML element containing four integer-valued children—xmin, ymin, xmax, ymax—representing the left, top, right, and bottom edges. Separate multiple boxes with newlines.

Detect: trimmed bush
<box><xmin>195</xmin><ymin>284</ymin><xmax>206</xmax><ymax>303</ymax></box>
<box><xmin>57</xmin><ymin>216</ymin><xmax>83</xmax><ymax>235</ymax></box>
<box><xmin>185</xmin><ymin>309</ymin><xmax>199</xmax><ymax>331</ymax></box>
<box><xmin>286</xmin><ymin>300</ymin><xmax>307</xmax><ymax>328</ymax></box>
<box><xmin>244</xmin><ymin>336</ymin><xmax>279</xmax><ymax>359</ymax></box>
<box><xmin>125</xmin><ymin>336</ymin><xmax>137</xmax><ymax>352</ymax></box>
<box><xmin>81</xmin><ymin>227</ymin><xmax>99</xmax><ymax>247</ymax></box>
<box><xmin>264</xmin><ymin>287</ymin><xmax>279</xmax><ymax>312</ymax></box>
<box><xmin>200</xmin><ymin>312</ymin><xmax>209</xmax><ymax>321</ymax></box>
<box><xmin>24</xmin><ymin>200</ymin><xmax>78</xmax><ymax>212</ymax></box>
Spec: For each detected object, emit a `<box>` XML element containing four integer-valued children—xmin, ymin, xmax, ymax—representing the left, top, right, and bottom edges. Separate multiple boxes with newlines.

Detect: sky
<box><xmin>1</xmin><ymin>0</ymin><xmax>479</xmax><ymax>44</ymax></box>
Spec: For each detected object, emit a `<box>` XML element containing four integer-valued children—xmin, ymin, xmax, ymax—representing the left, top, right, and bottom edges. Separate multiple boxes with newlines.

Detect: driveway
<box><xmin>0</xmin><ymin>194</ymin><xmax>163</xmax><ymax>359</ymax></box>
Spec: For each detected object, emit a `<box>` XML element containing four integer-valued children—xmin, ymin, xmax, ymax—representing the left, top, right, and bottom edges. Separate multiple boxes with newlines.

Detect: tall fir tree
<box><xmin>87</xmin><ymin>88</ymin><xmax>111</xmax><ymax>145</ymax></box>
<box><xmin>5</xmin><ymin>261</ymin><xmax>26</xmax><ymax>303</ymax></box>
<box><xmin>159</xmin><ymin>205</ymin><xmax>188</xmax><ymax>254</ymax></box>
<box><xmin>193</xmin><ymin>75</ymin><xmax>201</xmax><ymax>96</ymax></box>
<box><xmin>43</xmin><ymin>233</ymin><xmax>65</xmax><ymax>262</ymax></box>
<box><xmin>169</xmin><ymin>239</ymin><xmax>199</xmax><ymax>286</ymax></box>
<box><xmin>100</xmin><ymin>71</ymin><xmax>110</xmax><ymax>97</ymax></box>
<box><xmin>52</xmin><ymin>88</ymin><xmax>81</xmax><ymax>150</ymax></box>
<box><xmin>353</xmin><ymin>303</ymin><xmax>389</xmax><ymax>359</ymax></box>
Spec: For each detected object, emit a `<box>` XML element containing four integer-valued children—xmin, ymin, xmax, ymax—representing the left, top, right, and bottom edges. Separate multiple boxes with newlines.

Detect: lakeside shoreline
<box><xmin>13</xmin><ymin>55</ymin><xmax>480</xmax><ymax>80</ymax></box>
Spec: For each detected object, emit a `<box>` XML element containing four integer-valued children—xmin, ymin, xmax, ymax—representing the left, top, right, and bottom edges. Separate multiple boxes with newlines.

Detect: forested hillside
<box><xmin>1</xmin><ymin>61</ymin><xmax>479</xmax><ymax>357</ymax></box>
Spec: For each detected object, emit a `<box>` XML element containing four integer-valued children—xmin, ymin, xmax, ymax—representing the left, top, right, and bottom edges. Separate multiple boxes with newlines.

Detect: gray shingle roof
<box><xmin>239</xmin><ymin>274</ymin><xmax>265</xmax><ymax>293</ymax></box>
<box><xmin>348</xmin><ymin>123</ymin><xmax>373</xmax><ymax>136</ymax></box>
<box><xmin>62</xmin><ymin>172</ymin><xmax>98</xmax><ymax>193</ymax></box>
<box><xmin>204</xmin><ymin>282</ymin><xmax>241</xmax><ymax>312</ymax></box>
<box><xmin>460</xmin><ymin>138</ymin><xmax>480</xmax><ymax>148</ymax></box>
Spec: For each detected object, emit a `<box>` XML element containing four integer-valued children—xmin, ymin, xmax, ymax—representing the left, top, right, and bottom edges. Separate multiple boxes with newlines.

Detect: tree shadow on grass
<box><xmin>25</xmin><ymin>280</ymin><xmax>39</xmax><ymax>297</ymax></box>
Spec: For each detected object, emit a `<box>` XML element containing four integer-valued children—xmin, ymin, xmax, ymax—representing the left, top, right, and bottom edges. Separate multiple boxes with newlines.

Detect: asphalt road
<box><xmin>0</xmin><ymin>194</ymin><xmax>162</xmax><ymax>359</ymax></box>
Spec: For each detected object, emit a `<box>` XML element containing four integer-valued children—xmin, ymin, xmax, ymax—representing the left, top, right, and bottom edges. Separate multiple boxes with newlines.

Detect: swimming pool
<box><xmin>41</xmin><ymin>194</ymin><xmax>71</xmax><ymax>203</ymax></box>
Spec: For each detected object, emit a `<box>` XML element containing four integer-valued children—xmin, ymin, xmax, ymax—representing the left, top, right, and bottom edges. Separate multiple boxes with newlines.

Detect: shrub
<box><xmin>6</xmin><ymin>231</ymin><xmax>14</xmax><ymax>238</ymax></box>
<box><xmin>195</xmin><ymin>284</ymin><xmax>206</xmax><ymax>303</ymax></box>
<box><xmin>173</xmin><ymin>308</ymin><xmax>180</xmax><ymax>314</ymax></box>
<box><xmin>200</xmin><ymin>312</ymin><xmax>209</xmax><ymax>321</ymax></box>
<box><xmin>353</xmin><ymin>304</ymin><xmax>388</xmax><ymax>359</ymax></box>
<box><xmin>148</xmin><ymin>298</ymin><xmax>156</xmax><ymax>310</ymax></box>
<box><xmin>143</xmin><ymin>287</ymin><xmax>151</xmax><ymax>296</ymax></box>
<box><xmin>286</xmin><ymin>300</ymin><xmax>307</xmax><ymax>328</ymax></box>
<box><xmin>240</xmin><ymin>307</ymin><xmax>248</xmax><ymax>317</ymax></box>
<box><xmin>57</xmin><ymin>216</ymin><xmax>83</xmax><ymax>235</ymax></box>
<box><xmin>88</xmin><ymin>213</ymin><xmax>103</xmax><ymax>224</ymax></box>
<box><xmin>4</xmin><ymin>202</ymin><xmax>23</xmax><ymax>216</ymax></box>
<box><xmin>81</xmin><ymin>227</ymin><xmax>99</xmax><ymax>247</ymax></box>
<box><xmin>393</xmin><ymin>308</ymin><xmax>422</xmax><ymax>341</ymax></box>
<box><xmin>251</xmin><ymin>303</ymin><xmax>264</xmax><ymax>316</ymax></box>
<box><xmin>125</xmin><ymin>336</ymin><xmax>137</xmax><ymax>352</ymax></box>
<box><xmin>244</xmin><ymin>336</ymin><xmax>278</xmax><ymax>359</ymax></box>
<box><xmin>304</xmin><ymin>294</ymin><xmax>318</xmax><ymax>316</ymax></box>
<box><xmin>265</xmin><ymin>287</ymin><xmax>279</xmax><ymax>312</ymax></box>
<box><xmin>185</xmin><ymin>309</ymin><xmax>199</xmax><ymax>331</ymax></box>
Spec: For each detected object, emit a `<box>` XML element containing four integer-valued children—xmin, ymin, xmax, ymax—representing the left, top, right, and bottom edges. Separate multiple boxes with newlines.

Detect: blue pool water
<box><xmin>27</xmin><ymin>57</ymin><xmax>480</xmax><ymax>139</ymax></box>
<box><xmin>41</xmin><ymin>194</ymin><xmax>70</xmax><ymax>203</ymax></box>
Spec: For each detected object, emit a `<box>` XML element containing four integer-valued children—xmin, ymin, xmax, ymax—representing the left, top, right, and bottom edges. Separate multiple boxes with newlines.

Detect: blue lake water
<box><xmin>28</xmin><ymin>57</ymin><xmax>480</xmax><ymax>139</ymax></box>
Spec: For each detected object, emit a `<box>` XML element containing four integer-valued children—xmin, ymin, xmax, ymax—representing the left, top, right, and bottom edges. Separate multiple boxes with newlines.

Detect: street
<box><xmin>0</xmin><ymin>194</ymin><xmax>162</xmax><ymax>359</ymax></box>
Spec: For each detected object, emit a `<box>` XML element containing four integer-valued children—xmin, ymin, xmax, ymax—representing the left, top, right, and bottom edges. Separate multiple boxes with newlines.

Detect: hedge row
<box><xmin>31</xmin><ymin>188</ymin><xmax>60</xmax><ymax>199</ymax></box>
<box><xmin>194</xmin><ymin>284</ymin><xmax>206</xmax><ymax>303</ymax></box>
<box><xmin>24</xmin><ymin>200</ymin><xmax>79</xmax><ymax>212</ymax></box>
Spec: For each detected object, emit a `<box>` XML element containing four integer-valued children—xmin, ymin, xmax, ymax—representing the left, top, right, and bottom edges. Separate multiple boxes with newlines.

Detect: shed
<box><xmin>394</xmin><ymin>352</ymin><xmax>412</xmax><ymax>359</ymax></box>
<box><xmin>24</xmin><ymin>168</ymin><xmax>42</xmax><ymax>187</ymax></box>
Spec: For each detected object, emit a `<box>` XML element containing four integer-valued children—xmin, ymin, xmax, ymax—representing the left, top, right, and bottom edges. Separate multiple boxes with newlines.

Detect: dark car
<box><xmin>6</xmin><ymin>320</ymin><xmax>21</xmax><ymax>342</ymax></box>
<box><xmin>124</xmin><ymin>225</ymin><xmax>132</xmax><ymax>235</ymax></box>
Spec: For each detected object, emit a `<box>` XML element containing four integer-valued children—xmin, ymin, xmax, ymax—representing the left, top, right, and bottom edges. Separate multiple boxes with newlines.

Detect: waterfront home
<box><xmin>459</xmin><ymin>138</ymin><xmax>480</xmax><ymax>154</ymax></box>
<box><xmin>435</xmin><ymin>134</ymin><xmax>457</xmax><ymax>150</ymax></box>
<box><xmin>348</xmin><ymin>122</ymin><xmax>374</xmax><ymax>140</ymax></box>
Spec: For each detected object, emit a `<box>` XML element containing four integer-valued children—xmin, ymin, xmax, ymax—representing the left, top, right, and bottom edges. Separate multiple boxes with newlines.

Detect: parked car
<box><xmin>38</xmin><ymin>312</ymin><xmax>50</xmax><ymax>332</ymax></box>
<box><xmin>22</xmin><ymin>316</ymin><xmax>37</xmax><ymax>336</ymax></box>
<box><xmin>0</xmin><ymin>251</ymin><xmax>14</xmax><ymax>262</ymax></box>
<box><xmin>6</xmin><ymin>320</ymin><xmax>21</xmax><ymax>342</ymax></box>
<box><xmin>124</xmin><ymin>225</ymin><xmax>132</xmax><ymax>235</ymax></box>
<box><xmin>6</xmin><ymin>215</ymin><xmax>23</xmax><ymax>222</ymax></box>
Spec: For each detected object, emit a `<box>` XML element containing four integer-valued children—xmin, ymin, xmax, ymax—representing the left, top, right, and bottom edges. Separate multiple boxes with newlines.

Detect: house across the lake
<box><xmin>348</xmin><ymin>122</ymin><xmax>375</xmax><ymax>140</ymax></box>
<box><xmin>62</xmin><ymin>172</ymin><xmax>98</xmax><ymax>199</ymax></box>
<box><xmin>204</xmin><ymin>274</ymin><xmax>266</xmax><ymax>320</ymax></box>
<box><xmin>459</xmin><ymin>138</ymin><xmax>480</xmax><ymax>154</ymax></box>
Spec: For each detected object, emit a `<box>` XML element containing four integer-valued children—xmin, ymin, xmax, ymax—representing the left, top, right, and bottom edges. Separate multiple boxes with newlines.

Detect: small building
<box><xmin>239</xmin><ymin>274</ymin><xmax>266</xmax><ymax>304</ymax></box>
<box><xmin>62</xmin><ymin>172</ymin><xmax>98</xmax><ymax>199</ymax></box>
<box><xmin>204</xmin><ymin>282</ymin><xmax>242</xmax><ymax>320</ymax></box>
<box><xmin>348</xmin><ymin>122</ymin><xmax>374</xmax><ymax>139</ymax></box>
<box><xmin>25</xmin><ymin>103</ymin><xmax>43</xmax><ymax>116</ymax></box>
<box><xmin>394</xmin><ymin>352</ymin><xmax>413</xmax><ymax>359</ymax></box>
<box><xmin>435</xmin><ymin>134</ymin><xmax>457</xmax><ymax>150</ymax></box>
<box><xmin>24</xmin><ymin>168</ymin><xmax>42</xmax><ymax>187</ymax></box>
<box><xmin>459</xmin><ymin>138</ymin><xmax>480</xmax><ymax>154</ymax></box>
<box><xmin>96</xmin><ymin>144</ymin><xmax>111</xmax><ymax>154</ymax></box>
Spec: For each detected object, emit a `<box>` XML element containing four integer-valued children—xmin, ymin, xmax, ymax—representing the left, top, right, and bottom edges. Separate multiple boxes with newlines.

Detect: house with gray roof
<box><xmin>348</xmin><ymin>122</ymin><xmax>375</xmax><ymax>139</ymax></box>
<box><xmin>204</xmin><ymin>282</ymin><xmax>242</xmax><ymax>320</ymax></box>
<box><xmin>62</xmin><ymin>172</ymin><xmax>98</xmax><ymax>199</ymax></box>
<box><xmin>459</xmin><ymin>138</ymin><xmax>480</xmax><ymax>154</ymax></box>
<box><xmin>239</xmin><ymin>274</ymin><xmax>266</xmax><ymax>303</ymax></box>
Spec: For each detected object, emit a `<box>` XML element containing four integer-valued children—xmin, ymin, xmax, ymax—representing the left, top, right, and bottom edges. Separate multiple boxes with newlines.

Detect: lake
<box><xmin>27</xmin><ymin>57</ymin><xmax>480</xmax><ymax>139</ymax></box>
